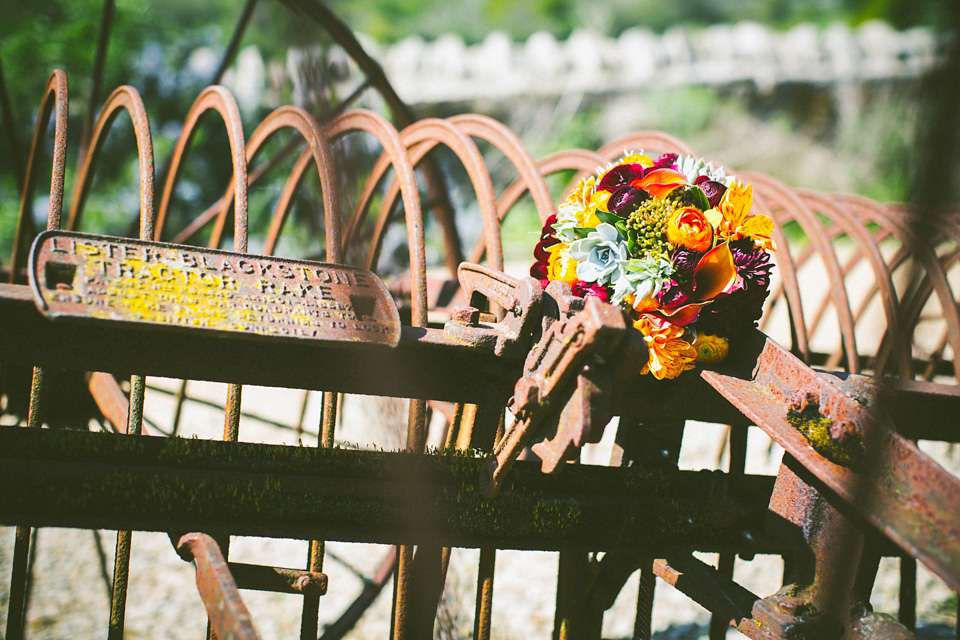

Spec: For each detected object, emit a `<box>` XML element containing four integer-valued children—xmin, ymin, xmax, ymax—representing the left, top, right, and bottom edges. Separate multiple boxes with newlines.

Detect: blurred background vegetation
<box><xmin>0</xmin><ymin>0</ymin><xmax>955</xmax><ymax>264</ymax></box>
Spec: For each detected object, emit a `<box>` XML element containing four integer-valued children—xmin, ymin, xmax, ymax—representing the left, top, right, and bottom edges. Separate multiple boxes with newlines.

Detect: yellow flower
<box><xmin>547</xmin><ymin>244</ymin><xmax>579</xmax><ymax>284</ymax></box>
<box><xmin>634</xmin><ymin>316</ymin><xmax>697</xmax><ymax>380</ymax></box>
<box><xmin>564</xmin><ymin>176</ymin><xmax>603</xmax><ymax>228</ymax></box>
<box><xmin>715</xmin><ymin>181</ymin><xmax>775</xmax><ymax>250</ymax></box>
<box><xmin>693</xmin><ymin>334</ymin><xmax>729</xmax><ymax>363</ymax></box>
<box><xmin>619</xmin><ymin>153</ymin><xmax>653</xmax><ymax>167</ymax></box>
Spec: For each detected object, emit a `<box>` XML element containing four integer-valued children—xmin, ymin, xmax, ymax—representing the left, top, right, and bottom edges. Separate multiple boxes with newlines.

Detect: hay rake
<box><xmin>2</xmin><ymin>6</ymin><xmax>960</xmax><ymax>640</ymax></box>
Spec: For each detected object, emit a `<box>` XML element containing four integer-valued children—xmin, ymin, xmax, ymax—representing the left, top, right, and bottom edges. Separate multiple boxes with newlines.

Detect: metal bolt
<box><xmin>789</xmin><ymin>390</ymin><xmax>819</xmax><ymax>413</ymax></box>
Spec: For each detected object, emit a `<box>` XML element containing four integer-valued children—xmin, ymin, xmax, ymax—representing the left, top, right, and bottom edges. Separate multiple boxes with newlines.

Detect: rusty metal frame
<box><xmin>3</xmin><ymin>44</ymin><xmax>960</xmax><ymax>640</ymax></box>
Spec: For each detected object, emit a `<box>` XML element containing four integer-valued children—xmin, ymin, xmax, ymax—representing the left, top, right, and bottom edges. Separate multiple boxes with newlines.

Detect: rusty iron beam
<box><xmin>6</xmin><ymin>275</ymin><xmax>960</xmax><ymax>441</ymax></box>
<box><xmin>176</xmin><ymin>533</ymin><xmax>261</xmax><ymax>640</ymax></box>
<box><xmin>0</xmin><ymin>281</ymin><xmax>514</xmax><ymax>404</ymax></box>
<box><xmin>228</xmin><ymin>562</ymin><xmax>327</xmax><ymax>596</ymax></box>
<box><xmin>0</xmin><ymin>425</ymin><xmax>775</xmax><ymax>553</ymax></box>
<box><xmin>702</xmin><ymin>330</ymin><xmax>960</xmax><ymax>593</ymax></box>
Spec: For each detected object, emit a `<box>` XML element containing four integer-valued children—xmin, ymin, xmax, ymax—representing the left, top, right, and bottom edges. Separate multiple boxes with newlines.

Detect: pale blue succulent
<box><xmin>610</xmin><ymin>255</ymin><xmax>674</xmax><ymax>305</ymax></box>
<box><xmin>569</xmin><ymin>223</ymin><xmax>628</xmax><ymax>284</ymax></box>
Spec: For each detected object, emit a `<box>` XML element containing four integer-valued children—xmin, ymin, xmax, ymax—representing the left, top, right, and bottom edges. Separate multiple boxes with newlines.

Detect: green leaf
<box><xmin>572</xmin><ymin>226</ymin><xmax>594</xmax><ymax>239</ymax></box>
<box><xmin>680</xmin><ymin>186</ymin><xmax>710</xmax><ymax>211</ymax></box>
<box><xmin>595</xmin><ymin>210</ymin><xmax>620</xmax><ymax>225</ymax></box>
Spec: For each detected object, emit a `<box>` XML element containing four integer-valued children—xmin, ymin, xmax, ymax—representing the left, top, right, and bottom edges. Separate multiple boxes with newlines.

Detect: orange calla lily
<box><xmin>654</xmin><ymin>243</ymin><xmax>738</xmax><ymax>327</ymax></box>
<box><xmin>633</xmin><ymin>168</ymin><xmax>688</xmax><ymax>199</ymax></box>
<box><xmin>693</xmin><ymin>243</ymin><xmax>738</xmax><ymax>300</ymax></box>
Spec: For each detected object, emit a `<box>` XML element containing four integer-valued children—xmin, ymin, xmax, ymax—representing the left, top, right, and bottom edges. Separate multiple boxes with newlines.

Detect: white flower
<box><xmin>610</xmin><ymin>255</ymin><xmax>674</xmax><ymax>305</ymax></box>
<box><xmin>676</xmin><ymin>154</ymin><xmax>732</xmax><ymax>186</ymax></box>
<box><xmin>553</xmin><ymin>201</ymin><xmax>584</xmax><ymax>244</ymax></box>
<box><xmin>569</xmin><ymin>223</ymin><xmax>627</xmax><ymax>284</ymax></box>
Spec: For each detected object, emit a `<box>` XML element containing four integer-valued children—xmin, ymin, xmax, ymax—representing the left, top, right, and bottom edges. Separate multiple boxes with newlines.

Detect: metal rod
<box><xmin>177</xmin><ymin>533</ymin><xmax>261</xmax><ymax>640</ymax></box>
<box><xmin>474</xmin><ymin>547</ymin><xmax>495</xmax><ymax>640</ymax></box>
<box><xmin>212</xmin><ymin>0</ymin><xmax>258</xmax><ymax>85</ymax></box>
<box><xmin>80</xmin><ymin>0</ymin><xmax>115</xmax><ymax>157</ymax></box>
<box><xmin>4</xmin><ymin>525</ymin><xmax>32</xmax><ymax>640</ymax></box>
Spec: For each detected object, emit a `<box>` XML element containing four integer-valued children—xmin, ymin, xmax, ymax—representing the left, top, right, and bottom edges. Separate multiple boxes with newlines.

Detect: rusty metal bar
<box><xmin>703</xmin><ymin>331</ymin><xmax>960</xmax><ymax>593</ymax></box>
<box><xmin>107</xmin><ymin>530</ymin><xmax>133</xmax><ymax>640</ymax></box>
<box><xmin>473</xmin><ymin>547</ymin><xmax>495</xmax><ymax>640</ymax></box>
<box><xmin>0</xmin><ymin>425</ymin><xmax>776</xmax><ymax>552</ymax></box>
<box><xmin>4</xmin><ymin>525</ymin><xmax>32</xmax><ymax>640</ymax></box>
<box><xmin>176</xmin><ymin>533</ymin><xmax>262</xmax><ymax>640</ymax></box>
<box><xmin>227</xmin><ymin>561</ymin><xmax>327</xmax><ymax>595</ymax></box>
<box><xmin>299</xmin><ymin>540</ymin><xmax>325</xmax><ymax>639</ymax></box>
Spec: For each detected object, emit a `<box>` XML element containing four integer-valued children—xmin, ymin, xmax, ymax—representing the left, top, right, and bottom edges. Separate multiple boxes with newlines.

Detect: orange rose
<box><xmin>666</xmin><ymin>207</ymin><xmax>713</xmax><ymax>251</ymax></box>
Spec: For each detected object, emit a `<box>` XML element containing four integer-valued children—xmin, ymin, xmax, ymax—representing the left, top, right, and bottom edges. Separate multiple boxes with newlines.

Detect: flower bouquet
<box><xmin>531</xmin><ymin>152</ymin><xmax>775</xmax><ymax>380</ymax></box>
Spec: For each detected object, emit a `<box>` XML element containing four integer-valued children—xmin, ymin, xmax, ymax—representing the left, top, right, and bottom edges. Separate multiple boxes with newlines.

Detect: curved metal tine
<box><xmin>225</xmin><ymin>105</ymin><xmax>342</xmax><ymax>260</ymax></box>
<box><xmin>155</xmin><ymin>86</ymin><xmax>248</xmax><ymax>252</ymax></box>
<box><xmin>153</xmin><ymin>87</ymin><xmax>252</xmax><ymax>439</ymax></box>
<box><xmin>9</xmin><ymin>70</ymin><xmax>68</xmax><ymax>283</ymax></box>
<box><xmin>325</xmin><ymin>107</ymin><xmax>427</xmax><ymax>405</ymax></box>
<box><xmin>449</xmin><ymin>114</ymin><xmax>554</xmax><ymax>266</ymax></box>
<box><xmin>465</xmin><ymin>148</ymin><xmax>607</xmax><ymax>266</ymax></box>
<box><xmin>364</xmin><ymin>119</ymin><xmax>503</xmax><ymax>276</ymax></box>
<box><xmin>842</xmin><ymin>197</ymin><xmax>960</xmax><ymax>382</ymax></box>
<box><xmin>449</xmin><ymin>114</ymin><xmax>555</xmax><ymax>217</ymax></box>
<box><xmin>757</xmin><ymin>208</ymin><xmax>816</xmax><ymax>334</ymax></box>
<box><xmin>63</xmin><ymin>83</ymin><xmax>156</xmax><ymax>446</ymax></box>
<box><xmin>746</xmin><ymin>189</ymin><xmax>812</xmax><ymax>362</ymax></box>
<box><xmin>796</xmin><ymin>190</ymin><xmax>911</xmax><ymax>378</ymax></box>
<box><xmin>828</xmin><ymin>197</ymin><xmax>931</xmax><ymax>376</ymax></box>
<box><xmin>742</xmin><ymin>171</ymin><xmax>861</xmax><ymax>372</ymax></box>
<box><xmin>171</xmin><ymin>137</ymin><xmax>302</xmax><ymax>246</ymax></box>
<box><xmin>67</xmin><ymin>85</ymin><xmax>156</xmax><ymax>240</ymax></box>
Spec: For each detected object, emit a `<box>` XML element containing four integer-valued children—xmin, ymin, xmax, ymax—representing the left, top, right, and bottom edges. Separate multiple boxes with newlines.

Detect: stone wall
<box><xmin>347</xmin><ymin>21</ymin><xmax>940</xmax><ymax>106</ymax></box>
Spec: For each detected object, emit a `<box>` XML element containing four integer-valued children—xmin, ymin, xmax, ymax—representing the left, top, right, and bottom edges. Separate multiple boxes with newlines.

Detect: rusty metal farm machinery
<box><xmin>2</xmin><ymin>3</ymin><xmax>960</xmax><ymax>639</ymax></box>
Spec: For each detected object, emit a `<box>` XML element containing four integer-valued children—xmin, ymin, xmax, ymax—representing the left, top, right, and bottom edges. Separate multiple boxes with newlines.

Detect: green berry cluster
<box><xmin>626</xmin><ymin>198</ymin><xmax>675</xmax><ymax>256</ymax></box>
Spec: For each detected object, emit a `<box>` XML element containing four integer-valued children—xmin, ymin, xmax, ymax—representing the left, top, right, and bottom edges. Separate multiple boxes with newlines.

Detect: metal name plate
<box><xmin>29</xmin><ymin>231</ymin><xmax>401</xmax><ymax>347</ymax></box>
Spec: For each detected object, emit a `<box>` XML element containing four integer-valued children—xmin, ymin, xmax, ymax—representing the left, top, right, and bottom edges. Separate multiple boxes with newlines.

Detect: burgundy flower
<box><xmin>608</xmin><ymin>185</ymin><xmax>649</xmax><ymax>216</ymax></box>
<box><xmin>670</xmin><ymin>247</ymin><xmax>703</xmax><ymax>279</ymax></box>
<box><xmin>652</xmin><ymin>153</ymin><xmax>678</xmax><ymax>170</ymax></box>
<box><xmin>695</xmin><ymin>178</ymin><xmax>727</xmax><ymax>208</ymax></box>
<box><xmin>697</xmin><ymin>285</ymin><xmax>768</xmax><ymax>338</ymax></box>
<box><xmin>572</xmin><ymin>280</ymin><xmax>612</xmax><ymax>302</ymax></box>
<box><xmin>533</xmin><ymin>241</ymin><xmax>553</xmax><ymax>262</ymax></box>
<box><xmin>657</xmin><ymin>280</ymin><xmax>691</xmax><ymax>309</ymax></box>
<box><xmin>598</xmin><ymin>164</ymin><xmax>645</xmax><ymax>192</ymax></box>
<box><xmin>729</xmin><ymin>238</ymin><xmax>773</xmax><ymax>288</ymax></box>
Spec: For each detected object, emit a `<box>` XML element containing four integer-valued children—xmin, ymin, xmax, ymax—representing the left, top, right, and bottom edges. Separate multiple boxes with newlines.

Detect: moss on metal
<box><xmin>787</xmin><ymin>406</ymin><xmax>864</xmax><ymax>471</ymax></box>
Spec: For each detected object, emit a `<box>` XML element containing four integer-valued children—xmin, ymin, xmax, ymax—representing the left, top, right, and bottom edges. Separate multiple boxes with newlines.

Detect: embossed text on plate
<box><xmin>29</xmin><ymin>231</ymin><xmax>401</xmax><ymax>347</ymax></box>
